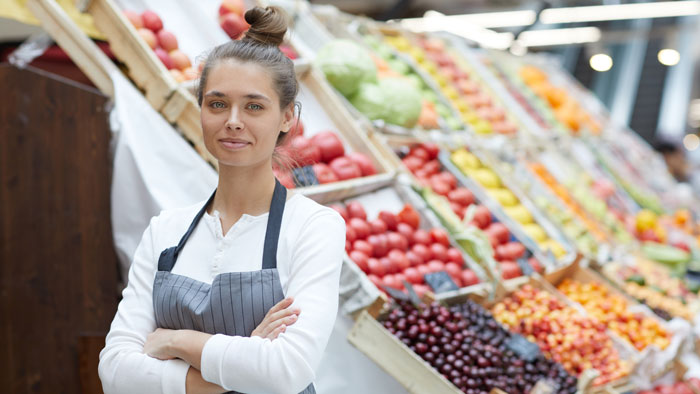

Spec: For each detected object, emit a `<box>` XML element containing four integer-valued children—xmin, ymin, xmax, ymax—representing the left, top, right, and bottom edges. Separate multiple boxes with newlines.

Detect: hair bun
<box><xmin>243</xmin><ymin>6</ymin><xmax>289</xmax><ymax>47</ymax></box>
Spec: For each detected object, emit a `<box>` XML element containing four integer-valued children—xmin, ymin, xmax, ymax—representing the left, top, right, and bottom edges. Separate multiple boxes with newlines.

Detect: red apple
<box><xmin>329</xmin><ymin>156</ymin><xmax>362</xmax><ymax>181</ymax></box>
<box><xmin>137</xmin><ymin>28</ymin><xmax>157</xmax><ymax>49</ymax></box>
<box><xmin>311</xmin><ymin>131</ymin><xmax>345</xmax><ymax>163</ymax></box>
<box><xmin>123</xmin><ymin>10</ymin><xmax>143</xmax><ymax>29</ymax></box>
<box><xmin>154</xmin><ymin>48</ymin><xmax>174</xmax><ymax>70</ymax></box>
<box><xmin>219</xmin><ymin>12</ymin><xmax>249</xmax><ymax>40</ymax></box>
<box><xmin>347</xmin><ymin>152</ymin><xmax>377</xmax><ymax>176</ymax></box>
<box><xmin>290</xmin><ymin>136</ymin><xmax>321</xmax><ymax>166</ymax></box>
<box><xmin>141</xmin><ymin>10</ymin><xmax>163</xmax><ymax>32</ymax></box>
<box><xmin>312</xmin><ymin>163</ymin><xmax>338</xmax><ymax>184</ymax></box>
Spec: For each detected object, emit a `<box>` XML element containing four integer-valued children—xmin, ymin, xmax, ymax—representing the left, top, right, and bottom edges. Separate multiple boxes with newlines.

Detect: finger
<box><xmin>265</xmin><ymin>297</ymin><xmax>294</xmax><ymax>318</ymax></box>
<box><xmin>260</xmin><ymin>312</ymin><xmax>298</xmax><ymax>338</ymax></box>
<box><xmin>266</xmin><ymin>324</ymin><xmax>286</xmax><ymax>340</ymax></box>
<box><xmin>266</xmin><ymin>306</ymin><xmax>301</xmax><ymax>326</ymax></box>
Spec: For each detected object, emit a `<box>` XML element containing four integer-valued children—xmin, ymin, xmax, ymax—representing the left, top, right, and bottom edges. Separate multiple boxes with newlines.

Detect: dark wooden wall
<box><xmin>0</xmin><ymin>64</ymin><xmax>118</xmax><ymax>394</ymax></box>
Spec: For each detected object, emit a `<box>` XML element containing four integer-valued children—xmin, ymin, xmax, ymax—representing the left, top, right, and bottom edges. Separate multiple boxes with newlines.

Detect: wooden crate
<box><xmin>348</xmin><ymin>311</ymin><xmax>462</xmax><ymax>394</ymax></box>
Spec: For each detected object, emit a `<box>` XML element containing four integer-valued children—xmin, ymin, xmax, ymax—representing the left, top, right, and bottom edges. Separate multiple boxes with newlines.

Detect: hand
<box><xmin>251</xmin><ymin>297</ymin><xmax>300</xmax><ymax>340</ymax></box>
<box><xmin>143</xmin><ymin>328</ymin><xmax>178</xmax><ymax>360</ymax></box>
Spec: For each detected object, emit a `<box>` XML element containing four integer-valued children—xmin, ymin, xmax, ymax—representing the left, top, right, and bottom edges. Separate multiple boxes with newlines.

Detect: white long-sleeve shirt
<box><xmin>99</xmin><ymin>193</ymin><xmax>346</xmax><ymax>394</ymax></box>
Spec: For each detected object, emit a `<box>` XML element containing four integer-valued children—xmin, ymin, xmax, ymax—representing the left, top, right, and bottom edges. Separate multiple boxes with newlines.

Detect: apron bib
<box><xmin>153</xmin><ymin>180</ymin><xmax>315</xmax><ymax>394</ymax></box>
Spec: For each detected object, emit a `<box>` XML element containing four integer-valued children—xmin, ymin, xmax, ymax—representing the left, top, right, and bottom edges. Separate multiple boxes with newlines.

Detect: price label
<box><xmin>424</xmin><ymin>271</ymin><xmax>459</xmax><ymax>294</ymax></box>
<box><xmin>382</xmin><ymin>286</ymin><xmax>409</xmax><ymax>301</ymax></box>
<box><xmin>403</xmin><ymin>281</ymin><xmax>423</xmax><ymax>307</ymax></box>
<box><xmin>517</xmin><ymin>257</ymin><xmax>534</xmax><ymax>276</ymax></box>
<box><xmin>292</xmin><ymin>166</ymin><xmax>318</xmax><ymax>187</ymax></box>
<box><xmin>505</xmin><ymin>333</ymin><xmax>541</xmax><ymax>362</ymax></box>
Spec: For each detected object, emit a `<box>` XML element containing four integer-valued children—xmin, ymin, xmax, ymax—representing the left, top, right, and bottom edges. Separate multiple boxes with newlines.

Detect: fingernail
<box><xmin>291</xmin><ymin>314</ymin><xmax>297</xmax><ymax>320</ymax></box>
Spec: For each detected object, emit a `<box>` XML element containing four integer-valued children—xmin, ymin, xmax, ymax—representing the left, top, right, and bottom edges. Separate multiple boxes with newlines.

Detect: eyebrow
<box><xmin>204</xmin><ymin>90</ymin><xmax>271</xmax><ymax>103</ymax></box>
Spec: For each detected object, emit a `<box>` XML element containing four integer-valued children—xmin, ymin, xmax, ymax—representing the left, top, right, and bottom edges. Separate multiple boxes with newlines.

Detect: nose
<box><xmin>225</xmin><ymin>108</ymin><xmax>244</xmax><ymax>131</ymax></box>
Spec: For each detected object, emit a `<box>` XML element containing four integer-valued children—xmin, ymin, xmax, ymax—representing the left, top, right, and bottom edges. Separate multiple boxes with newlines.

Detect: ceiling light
<box><xmin>540</xmin><ymin>1</ymin><xmax>700</xmax><ymax>24</ymax></box>
<box><xmin>518</xmin><ymin>27</ymin><xmax>601</xmax><ymax>47</ymax></box>
<box><xmin>658</xmin><ymin>48</ymin><xmax>680</xmax><ymax>66</ymax></box>
<box><xmin>683</xmin><ymin>134</ymin><xmax>700</xmax><ymax>151</ymax></box>
<box><xmin>590</xmin><ymin>53</ymin><xmax>613</xmax><ymax>72</ymax></box>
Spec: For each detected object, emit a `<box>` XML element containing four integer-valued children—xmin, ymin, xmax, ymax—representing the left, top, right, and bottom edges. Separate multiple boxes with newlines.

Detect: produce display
<box><xmin>398</xmin><ymin>142</ymin><xmax>544</xmax><ymax>279</ymax></box>
<box><xmin>122</xmin><ymin>9</ymin><xmax>198</xmax><ymax>82</ymax></box>
<box><xmin>275</xmin><ymin>121</ymin><xmax>378</xmax><ymax>188</ymax></box>
<box><xmin>604</xmin><ymin>260</ymin><xmax>700</xmax><ymax>321</ymax></box>
<box><xmin>492</xmin><ymin>284</ymin><xmax>631</xmax><ymax>385</ymax></box>
<box><xmin>557</xmin><ymin>279</ymin><xmax>671</xmax><ymax>351</ymax></box>
<box><xmin>335</xmin><ymin>200</ymin><xmax>482</xmax><ymax>296</ymax></box>
<box><xmin>451</xmin><ymin>148</ymin><xmax>568</xmax><ymax>260</ymax></box>
<box><xmin>382</xmin><ymin>300</ymin><xmax>579</xmax><ymax>393</ymax></box>
<box><xmin>383</xmin><ymin>33</ymin><xmax>519</xmax><ymax>136</ymax></box>
<box><xmin>638</xmin><ymin>378</ymin><xmax>700</xmax><ymax>394</ymax></box>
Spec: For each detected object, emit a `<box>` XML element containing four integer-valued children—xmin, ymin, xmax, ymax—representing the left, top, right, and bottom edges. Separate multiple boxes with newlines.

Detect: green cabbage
<box><xmin>350</xmin><ymin>78</ymin><xmax>422</xmax><ymax>128</ymax></box>
<box><xmin>314</xmin><ymin>40</ymin><xmax>377</xmax><ymax>97</ymax></box>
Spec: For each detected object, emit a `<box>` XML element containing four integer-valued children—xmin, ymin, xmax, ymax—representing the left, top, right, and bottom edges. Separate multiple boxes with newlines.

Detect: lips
<box><xmin>219</xmin><ymin>138</ymin><xmax>250</xmax><ymax>150</ymax></box>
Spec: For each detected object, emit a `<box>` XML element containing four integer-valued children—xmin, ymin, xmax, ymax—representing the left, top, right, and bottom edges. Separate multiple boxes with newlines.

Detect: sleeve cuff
<box><xmin>200</xmin><ymin>334</ymin><xmax>231</xmax><ymax>387</ymax></box>
<box><xmin>161</xmin><ymin>358</ymin><xmax>190</xmax><ymax>394</ymax></box>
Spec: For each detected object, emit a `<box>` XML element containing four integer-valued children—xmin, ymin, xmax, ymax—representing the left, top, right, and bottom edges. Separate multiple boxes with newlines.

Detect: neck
<box><xmin>211</xmin><ymin>161</ymin><xmax>277</xmax><ymax>224</ymax></box>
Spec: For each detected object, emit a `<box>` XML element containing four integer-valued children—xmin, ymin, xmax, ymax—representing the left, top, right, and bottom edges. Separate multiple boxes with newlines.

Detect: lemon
<box><xmin>522</xmin><ymin>223</ymin><xmax>547</xmax><ymax>241</ymax></box>
<box><xmin>451</xmin><ymin>149</ymin><xmax>481</xmax><ymax>171</ymax></box>
<box><xmin>488</xmin><ymin>188</ymin><xmax>519</xmax><ymax>206</ymax></box>
<box><xmin>635</xmin><ymin>209</ymin><xmax>658</xmax><ymax>232</ymax></box>
<box><xmin>472</xmin><ymin>168</ymin><xmax>501</xmax><ymax>188</ymax></box>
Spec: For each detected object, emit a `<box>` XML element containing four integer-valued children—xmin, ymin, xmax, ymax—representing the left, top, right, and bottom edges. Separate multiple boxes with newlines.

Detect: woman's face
<box><xmin>200</xmin><ymin>59</ymin><xmax>294</xmax><ymax>169</ymax></box>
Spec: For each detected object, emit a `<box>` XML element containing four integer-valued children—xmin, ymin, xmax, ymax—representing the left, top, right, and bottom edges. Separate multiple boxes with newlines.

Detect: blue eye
<box><xmin>247</xmin><ymin>103</ymin><xmax>264</xmax><ymax>111</ymax></box>
<box><xmin>210</xmin><ymin>101</ymin><xmax>226</xmax><ymax>109</ymax></box>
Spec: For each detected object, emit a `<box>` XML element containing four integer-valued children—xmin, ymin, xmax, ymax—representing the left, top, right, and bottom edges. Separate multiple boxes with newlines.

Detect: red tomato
<box><xmin>401</xmin><ymin>156</ymin><xmax>425</xmax><ymax>172</ymax></box>
<box><xmin>416</xmin><ymin>264</ymin><xmax>431</xmax><ymax>277</ymax></box>
<box><xmin>446</xmin><ymin>248</ymin><xmax>464</xmax><ymax>264</ymax></box>
<box><xmin>485</xmin><ymin>232</ymin><xmax>500</xmax><ymax>250</ymax></box>
<box><xmin>367</xmin><ymin>273</ymin><xmax>382</xmax><ymax>288</ymax></box>
<box><xmin>349</xmin><ymin>251</ymin><xmax>369</xmax><ymax>273</ymax></box>
<box><xmin>376</xmin><ymin>211</ymin><xmax>397</xmax><ymax>231</ymax></box>
<box><xmin>427</xmin><ymin>260</ymin><xmax>445</xmax><ymax>273</ymax></box>
<box><xmin>447</xmin><ymin>188</ymin><xmax>475</xmax><ymax>207</ymax></box>
<box><xmin>290</xmin><ymin>136</ymin><xmax>321</xmax><ymax>166</ymax></box>
<box><xmin>346</xmin><ymin>152</ymin><xmax>377</xmax><ymax>176</ymax></box>
<box><xmin>382</xmin><ymin>274</ymin><xmax>399</xmax><ymax>290</ymax></box>
<box><xmin>445</xmin><ymin>262</ymin><xmax>462</xmax><ymax>278</ymax></box>
<box><xmin>461</xmin><ymin>269</ymin><xmax>480</xmax><ymax>286</ymax></box>
<box><xmin>312</xmin><ymin>163</ymin><xmax>338</xmax><ymax>184</ymax></box>
<box><xmin>387</xmin><ymin>232</ymin><xmax>409</xmax><ymax>251</ymax></box>
<box><xmin>394</xmin><ymin>273</ymin><xmax>407</xmax><ymax>290</ymax></box>
<box><xmin>412</xmin><ymin>284</ymin><xmax>430</xmax><ymax>298</ymax></box>
<box><xmin>403</xmin><ymin>267</ymin><xmax>423</xmax><ymax>284</ymax></box>
<box><xmin>380</xmin><ymin>257</ymin><xmax>396</xmax><ymax>274</ymax></box>
<box><xmin>500</xmin><ymin>261</ymin><xmax>522</xmax><ymax>279</ymax></box>
<box><xmin>348</xmin><ymin>218</ymin><xmax>370</xmax><ymax>239</ymax></box>
<box><xmin>330</xmin><ymin>204</ymin><xmax>348</xmax><ymax>222</ymax></box>
<box><xmin>484</xmin><ymin>222</ymin><xmax>510</xmax><ymax>245</ymax></box>
<box><xmin>430</xmin><ymin>243</ymin><xmax>448</xmax><ymax>262</ymax></box>
<box><xmin>449</xmin><ymin>201</ymin><xmax>464</xmax><ymax>217</ymax></box>
<box><xmin>472</xmin><ymin>205</ymin><xmax>492</xmax><ymax>229</ymax></box>
<box><xmin>413</xmin><ymin>229</ymin><xmax>432</xmax><ymax>245</ymax></box>
<box><xmin>329</xmin><ymin>156</ymin><xmax>362</xmax><ymax>181</ymax></box>
<box><xmin>398</xmin><ymin>204</ymin><xmax>421</xmax><ymax>229</ymax></box>
<box><xmin>346</xmin><ymin>201</ymin><xmax>367</xmax><ymax>220</ymax></box>
<box><xmin>422</xmin><ymin>143</ymin><xmax>440</xmax><ymax>160</ymax></box>
<box><xmin>410</xmin><ymin>146</ymin><xmax>430</xmax><ymax>161</ymax></box>
<box><xmin>388</xmin><ymin>250</ymin><xmax>410</xmax><ymax>272</ymax></box>
<box><xmin>429</xmin><ymin>228</ymin><xmax>450</xmax><ymax>246</ymax></box>
<box><xmin>396</xmin><ymin>223</ymin><xmax>415</xmax><ymax>246</ymax></box>
<box><xmin>411</xmin><ymin>243</ymin><xmax>432</xmax><ymax>262</ymax></box>
<box><xmin>423</xmin><ymin>160</ymin><xmax>441</xmax><ymax>176</ymax></box>
<box><xmin>430</xmin><ymin>179</ymin><xmax>451</xmax><ymax>196</ymax></box>
<box><xmin>438</xmin><ymin>172</ymin><xmax>457</xmax><ymax>189</ymax></box>
<box><xmin>368</xmin><ymin>258</ymin><xmax>385</xmax><ymax>277</ymax></box>
<box><xmin>528</xmin><ymin>257</ymin><xmax>544</xmax><ymax>274</ymax></box>
<box><xmin>353</xmin><ymin>239</ymin><xmax>373</xmax><ymax>257</ymax></box>
<box><xmin>367</xmin><ymin>234</ymin><xmax>389</xmax><ymax>258</ymax></box>
<box><xmin>345</xmin><ymin>240</ymin><xmax>351</xmax><ymax>252</ymax></box>
<box><xmin>406</xmin><ymin>251</ymin><xmax>424</xmax><ymax>267</ymax></box>
<box><xmin>311</xmin><ymin>131</ymin><xmax>345</xmax><ymax>162</ymax></box>
<box><xmin>345</xmin><ymin>226</ymin><xmax>357</xmax><ymax>243</ymax></box>
<box><xmin>369</xmin><ymin>219</ymin><xmax>388</xmax><ymax>235</ymax></box>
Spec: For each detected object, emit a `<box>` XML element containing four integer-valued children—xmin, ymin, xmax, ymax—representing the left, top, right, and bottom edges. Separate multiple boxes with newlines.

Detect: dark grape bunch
<box><xmin>381</xmin><ymin>300</ymin><xmax>577</xmax><ymax>394</ymax></box>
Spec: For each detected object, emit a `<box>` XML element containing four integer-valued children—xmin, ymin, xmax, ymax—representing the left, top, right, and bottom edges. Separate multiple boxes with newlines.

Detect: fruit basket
<box><xmin>348</xmin><ymin>291</ymin><xmax>582</xmax><ymax>394</ymax></box>
<box><xmin>445</xmin><ymin>145</ymin><xmax>577</xmax><ymax>269</ymax></box>
<box><xmin>374</xmin><ymin>134</ymin><xmax>553</xmax><ymax>284</ymax></box>
<box><xmin>306</xmin><ymin>174</ymin><xmax>491</xmax><ymax>304</ymax></box>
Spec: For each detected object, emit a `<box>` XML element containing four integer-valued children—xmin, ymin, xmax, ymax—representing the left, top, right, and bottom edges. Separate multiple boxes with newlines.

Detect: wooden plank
<box><xmin>348</xmin><ymin>311</ymin><xmax>462</xmax><ymax>394</ymax></box>
<box><xmin>86</xmin><ymin>0</ymin><xmax>176</xmax><ymax>110</ymax></box>
<box><xmin>0</xmin><ymin>65</ymin><xmax>118</xmax><ymax>394</ymax></box>
<box><xmin>25</xmin><ymin>0</ymin><xmax>116</xmax><ymax>97</ymax></box>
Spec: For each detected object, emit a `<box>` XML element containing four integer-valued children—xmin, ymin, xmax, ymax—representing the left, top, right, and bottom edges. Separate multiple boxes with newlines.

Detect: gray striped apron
<box><xmin>153</xmin><ymin>179</ymin><xmax>315</xmax><ymax>394</ymax></box>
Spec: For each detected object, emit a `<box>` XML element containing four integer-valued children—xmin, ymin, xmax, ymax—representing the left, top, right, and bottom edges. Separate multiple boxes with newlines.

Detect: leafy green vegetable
<box><xmin>314</xmin><ymin>40</ymin><xmax>377</xmax><ymax>97</ymax></box>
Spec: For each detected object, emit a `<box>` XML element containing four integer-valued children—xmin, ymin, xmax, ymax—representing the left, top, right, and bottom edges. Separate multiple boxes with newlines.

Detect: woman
<box><xmin>98</xmin><ymin>6</ymin><xmax>346</xmax><ymax>394</ymax></box>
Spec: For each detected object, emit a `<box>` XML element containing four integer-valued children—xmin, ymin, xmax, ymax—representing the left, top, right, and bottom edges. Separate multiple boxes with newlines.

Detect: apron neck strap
<box><xmin>159</xmin><ymin>179</ymin><xmax>287</xmax><ymax>272</ymax></box>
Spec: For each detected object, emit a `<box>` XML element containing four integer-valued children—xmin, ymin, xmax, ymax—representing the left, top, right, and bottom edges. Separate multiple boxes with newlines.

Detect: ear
<box><xmin>280</xmin><ymin>103</ymin><xmax>295</xmax><ymax>133</ymax></box>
